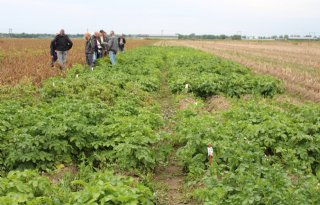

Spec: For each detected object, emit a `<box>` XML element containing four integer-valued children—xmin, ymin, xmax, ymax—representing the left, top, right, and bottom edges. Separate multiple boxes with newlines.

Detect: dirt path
<box><xmin>154</xmin><ymin>65</ymin><xmax>195</xmax><ymax>205</ymax></box>
<box><xmin>155</xmin><ymin>152</ymin><xmax>189</xmax><ymax>205</ymax></box>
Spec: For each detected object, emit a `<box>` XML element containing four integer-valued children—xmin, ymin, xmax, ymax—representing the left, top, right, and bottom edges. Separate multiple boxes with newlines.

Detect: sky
<box><xmin>0</xmin><ymin>0</ymin><xmax>319</xmax><ymax>36</ymax></box>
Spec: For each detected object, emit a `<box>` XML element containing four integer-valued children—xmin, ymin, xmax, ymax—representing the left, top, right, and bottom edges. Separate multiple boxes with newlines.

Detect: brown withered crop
<box><xmin>161</xmin><ymin>40</ymin><xmax>320</xmax><ymax>102</ymax></box>
<box><xmin>0</xmin><ymin>38</ymin><xmax>156</xmax><ymax>86</ymax></box>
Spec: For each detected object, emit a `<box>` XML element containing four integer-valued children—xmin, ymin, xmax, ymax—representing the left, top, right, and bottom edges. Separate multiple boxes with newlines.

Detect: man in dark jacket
<box><xmin>53</xmin><ymin>29</ymin><xmax>73</xmax><ymax>70</ymax></box>
<box><xmin>50</xmin><ymin>33</ymin><xmax>58</xmax><ymax>67</ymax></box>
<box><xmin>118</xmin><ymin>34</ymin><xmax>126</xmax><ymax>52</ymax></box>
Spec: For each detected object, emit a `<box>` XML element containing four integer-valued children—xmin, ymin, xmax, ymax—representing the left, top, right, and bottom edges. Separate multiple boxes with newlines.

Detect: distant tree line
<box><xmin>0</xmin><ymin>33</ymin><xmax>83</xmax><ymax>38</ymax></box>
<box><xmin>178</xmin><ymin>34</ymin><xmax>320</xmax><ymax>41</ymax></box>
<box><xmin>178</xmin><ymin>34</ymin><xmax>242</xmax><ymax>40</ymax></box>
<box><xmin>0</xmin><ymin>32</ymin><xmax>242</xmax><ymax>40</ymax></box>
<box><xmin>1</xmin><ymin>32</ymin><xmax>319</xmax><ymax>41</ymax></box>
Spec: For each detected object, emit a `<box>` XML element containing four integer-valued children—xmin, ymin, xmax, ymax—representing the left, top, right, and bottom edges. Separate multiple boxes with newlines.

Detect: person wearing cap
<box><xmin>107</xmin><ymin>30</ymin><xmax>118</xmax><ymax>65</ymax></box>
<box><xmin>118</xmin><ymin>34</ymin><xmax>126</xmax><ymax>52</ymax></box>
<box><xmin>53</xmin><ymin>29</ymin><xmax>73</xmax><ymax>70</ymax></box>
<box><xmin>99</xmin><ymin>30</ymin><xmax>108</xmax><ymax>57</ymax></box>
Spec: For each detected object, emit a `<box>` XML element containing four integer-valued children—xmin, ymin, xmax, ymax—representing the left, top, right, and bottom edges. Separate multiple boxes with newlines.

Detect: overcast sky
<box><xmin>0</xmin><ymin>0</ymin><xmax>319</xmax><ymax>36</ymax></box>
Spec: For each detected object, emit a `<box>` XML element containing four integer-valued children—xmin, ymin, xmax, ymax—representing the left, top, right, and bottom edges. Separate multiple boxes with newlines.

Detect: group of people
<box><xmin>50</xmin><ymin>29</ymin><xmax>126</xmax><ymax>70</ymax></box>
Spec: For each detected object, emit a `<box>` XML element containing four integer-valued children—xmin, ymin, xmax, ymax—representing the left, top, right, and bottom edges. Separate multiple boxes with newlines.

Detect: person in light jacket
<box><xmin>107</xmin><ymin>30</ymin><xmax>118</xmax><ymax>65</ymax></box>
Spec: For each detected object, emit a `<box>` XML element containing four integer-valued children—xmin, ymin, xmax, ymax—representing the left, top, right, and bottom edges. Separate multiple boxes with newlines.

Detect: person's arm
<box><xmin>89</xmin><ymin>40</ymin><xmax>94</xmax><ymax>53</ymax></box>
<box><xmin>53</xmin><ymin>36</ymin><xmax>58</xmax><ymax>52</ymax></box>
<box><xmin>50</xmin><ymin>40</ymin><xmax>55</xmax><ymax>56</ymax></box>
<box><xmin>67</xmin><ymin>36</ymin><xmax>73</xmax><ymax>50</ymax></box>
<box><xmin>107</xmin><ymin>38</ymin><xmax>113</xmax><ymax>51</ymax></box>
<box><xmin>123</xmin><ymin>38</ymin><xmax>126</xmax><ymax>44</ymax></box>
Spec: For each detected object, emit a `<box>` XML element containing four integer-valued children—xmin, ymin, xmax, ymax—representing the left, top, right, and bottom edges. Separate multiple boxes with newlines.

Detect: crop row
<box><xmin>0</xmin><ymin>169</ymin><xmax>154</xmax><ymax>205</ymax></box>
<box><xmin>0</xmin><ymin>47</ymin><xmax>170</xmax><ymax>203</ymax></box>
<box><xmin>161</xmin><ymin>46</ymin><xmax>319</xmax><ymax>204</ymax></box>
<box><xmin>166</xmin><ymin>47</ymin><xmax>283</xmax><ymax>98</ymax></box>
<box><xmin>173</xmin><ymin>98</ymin><xmax>320</xmax><ymax>204</ymax></box>
<box><xmin>0</xmin><ymin>47</ymin><xmax>168</xmax><ymax>173</ymax></box>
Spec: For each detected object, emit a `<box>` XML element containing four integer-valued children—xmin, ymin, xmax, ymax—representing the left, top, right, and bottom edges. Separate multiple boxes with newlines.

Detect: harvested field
<box><xmin>0</xmin><ymin>38</ymin><xmax>156</xmax><ymax>85</ymax></box>
<box><xmin>161</xmin><ymin>40</ymin><xmax>320</xmax><ymax>102</ymax></box>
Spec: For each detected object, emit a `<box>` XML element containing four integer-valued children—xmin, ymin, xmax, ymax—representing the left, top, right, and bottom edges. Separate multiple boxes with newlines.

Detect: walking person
<box><xmin>99</xmin><ymin>30</ymin><xmax>108</xmax><ymax>57</ymax></box>
<box><xmin>84</xmin><ymin>32</ymin><xmax>94</xmax><ymax>71</ymax></box>
<box><xmin>107</xmin><ymin>30</ymin><xmax>118</xmax><ymax>65</ymax></box>
<box><xmin>53</xmin><ymin>29</ymin><xmax>73</xmax><ymax>70</ymax></box>
<box><xmin>94</xmin><ymin>32</ymin><xmax>103</xmax><ymax>59</ymax></box>
<box><xmin>91</xmin><ymin>32</ymin><xmax>98</xmax><ymax>64</ymax></box>
<box><xmin>50</xmin><ymin>33</ymin><xmax>58</xmax><ymax>67</ymax></box>
<box><xmin>118</xmin><ymin>34</ymin><xmax>126</xmax><ymax>52</ymax></box>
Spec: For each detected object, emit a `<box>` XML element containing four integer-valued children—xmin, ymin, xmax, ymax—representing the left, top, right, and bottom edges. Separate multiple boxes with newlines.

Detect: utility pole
<box><xmin>236</xmin><ymin>30</ymin><xmax>242</xmax><ymax>40</ymax></box>
<box><xmin>9</xmin><ymin>28</ymin><xmax>12</xmax><ymax>38</ymax></box>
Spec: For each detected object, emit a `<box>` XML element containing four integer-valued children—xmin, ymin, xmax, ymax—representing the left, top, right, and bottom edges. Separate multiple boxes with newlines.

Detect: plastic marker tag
<box><xmin>207</xmin><ymin>145</ymin><xmax>213</xmax><ymax>156</ymax></box>
<box><xmin>184</xmin><ymin>84</ymin><xmax>190</xmax><ymax>93</ymax></box>
<box><xmin>208</xmin><ymin>144</ymin><xmax>213</xmax><ymax>166</ymax></box>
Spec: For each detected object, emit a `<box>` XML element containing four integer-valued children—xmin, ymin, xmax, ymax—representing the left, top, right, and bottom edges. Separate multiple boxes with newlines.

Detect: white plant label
<box><xmin>208</xmin><ymin>147</ymin><xmax>213</xmax><ymax>156</ymax></box>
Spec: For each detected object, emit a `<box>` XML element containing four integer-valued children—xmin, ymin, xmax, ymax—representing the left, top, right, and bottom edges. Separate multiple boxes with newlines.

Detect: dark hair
<box><xmin>99</xmin><ymin>30</ymin><xmax>105</xmax><ymax>33</ymax></box>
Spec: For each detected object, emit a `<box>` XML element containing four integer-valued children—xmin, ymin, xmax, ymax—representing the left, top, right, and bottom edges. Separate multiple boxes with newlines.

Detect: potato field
<box><xmin>0</xmin><ymin>44</ymin><xmax>319</xmax><ymax>204</ymax></box>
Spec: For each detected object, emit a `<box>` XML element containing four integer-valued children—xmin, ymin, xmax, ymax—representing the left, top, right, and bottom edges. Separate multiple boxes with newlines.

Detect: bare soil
<box><xmin>205</xmin><ymin>95</ymin><xmax>230</xmax><ymax>112</ymax></box>
<box><xmin>43</xmin><ymin>165</ymin><xmax>78</xmax><ymax>184</ymax></box>
<box><xmin>178</xmin><ymin>97</ymin><xmax>198</xmax><ymax>110</ymax></box>
<box><xmin>154</xmin><ymin>153</ymin><xmax>192</xmax><ymax>205</ymax></box>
